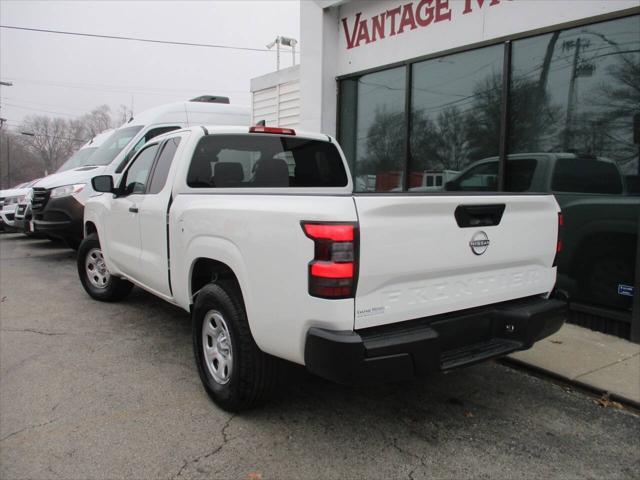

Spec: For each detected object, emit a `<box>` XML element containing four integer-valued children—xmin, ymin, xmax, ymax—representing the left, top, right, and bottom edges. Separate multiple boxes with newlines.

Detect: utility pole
<box><xmin>564</xmin><ymin>38</ymin><xmax>581</xmax><ymax>151</ymax></box>
<box><xmin>6</xmin><ymin>135</ymin><xmax>10</xmax><ymax>188</ymax></box>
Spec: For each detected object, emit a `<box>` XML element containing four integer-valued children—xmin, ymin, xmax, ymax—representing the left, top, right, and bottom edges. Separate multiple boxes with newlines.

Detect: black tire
<box><xmin>192</xmin><ymin>282</ymin><xmax>281</xmax><ymax>411</ymax></box>
<box><xmin>77</xmin><ymin>233</ymin><xmax>133</xmax><ymax>302</ymax></box>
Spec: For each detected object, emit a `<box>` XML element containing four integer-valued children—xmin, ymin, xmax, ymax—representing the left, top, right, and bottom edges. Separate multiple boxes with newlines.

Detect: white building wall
<box><xmin>250</xmin><ymin>65</ymin><xmax>301</xmax><ymax>128</ymax></box>
<box><xmin>299</xmin><ymin>0</ymin><xmax>639</xmax><ymax>137</ymax></box>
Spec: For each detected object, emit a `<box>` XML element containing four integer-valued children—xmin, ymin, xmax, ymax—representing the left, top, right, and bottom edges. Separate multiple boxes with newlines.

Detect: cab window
<box><xmin>148</xmin><ymin>137</ymin><xmax>182</xmax><ymax>194</ymax></box>
<box><xmin>123</xmin><ymin>144</ymin><xmax>160</xmax><ymax>194</ymax></box>
<box><xmin>115</xmin><ymin>126</ymin><xmax>180</xmax><ymax>173</ymax></box>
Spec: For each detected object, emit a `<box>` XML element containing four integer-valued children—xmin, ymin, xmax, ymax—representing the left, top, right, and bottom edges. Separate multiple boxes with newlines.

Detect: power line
<box><xmin>2</xmin><ymin>102</ymin><xmax>79</xmax><ymax>118</ymax></box>
<box><xmin>2</xmin><ymin>77</ymin><xmax>251</xmax><ymax>97</ymax></box>
<box><xmin>0</xmin><ymin>25</ymin><xmax>300</xmax><ymax>54</ymax></box>
<box><xmin>1</xmin><ymin>97</ymin><xmax>88</xmax><ymax>114</ymax></box>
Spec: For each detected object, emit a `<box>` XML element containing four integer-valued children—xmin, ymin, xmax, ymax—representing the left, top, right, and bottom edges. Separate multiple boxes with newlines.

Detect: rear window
<box><xmin>187</xmin><ymin>135</ymin><xmax>348</xmax><ymax>188</ymax></box>
<box><xmin>552</xmin><ymin>158</ymin><xmax>623</xmax><ymax>194</ymax></box>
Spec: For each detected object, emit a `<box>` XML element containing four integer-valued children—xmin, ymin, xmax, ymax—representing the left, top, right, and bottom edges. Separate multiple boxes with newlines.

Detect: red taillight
<box><xmin>302</xmin><ymin>223</ymin><xmax>354</xmax><ymax>242</ymax></box>
<box><xmin>553</xmin><ymin>212</ymin><xmax>563</xmax><ymax>266</ymax></box>
<box><xmin>249</xmin><ymin>126</ymin><xmax>296</xmax><ymax>135</ymax></box>
<box><xmin>302</xmin><ymin>222</ymin><xmax>358</xmax><ymax>299</ymax></box>
<box><xmin>311</xmin><ymin>262</ymin><xmax>354</xmax><ymax>278</ymax></box>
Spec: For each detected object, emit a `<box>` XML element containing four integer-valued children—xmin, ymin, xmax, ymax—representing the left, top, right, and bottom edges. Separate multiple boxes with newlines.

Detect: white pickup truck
<box><xmin>79</xmin><ymin>125</ymin><xmax>567</xmax><ymax>411</ymax></box>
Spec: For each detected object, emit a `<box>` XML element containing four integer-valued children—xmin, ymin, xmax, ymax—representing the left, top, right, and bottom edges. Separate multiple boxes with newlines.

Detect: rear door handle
<box><xmin>455</xmin><ymin>204</ymin><xmax>505</xmax><ymax>228</ymax></box>
<box><xmin>129</xmin><ymin>206</ymin><xmax>139</xmax><ymax>213</ymax></box>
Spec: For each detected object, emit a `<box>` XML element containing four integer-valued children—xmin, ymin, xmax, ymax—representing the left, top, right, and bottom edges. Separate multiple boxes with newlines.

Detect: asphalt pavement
<box><xmin>1</xmin><ymin>233</ymin><xmax>639</xmax><ymax>480</ymax></box>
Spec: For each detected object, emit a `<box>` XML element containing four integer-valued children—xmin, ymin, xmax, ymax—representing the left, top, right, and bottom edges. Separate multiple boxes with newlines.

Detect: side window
<box><xmin>123</xmin><ymin>144</ymin><xmax>159</xmax><ymax>194</ymax></box>
<box><xmin>115</xmin><ymin>126</ymin><xmax>181</xmax><ymax>173</ymax></box>
<box><xmin>446</xmin><ymin>162</ymin><xmax>498</xmax><ymax>191</ymax></box>
<box><xmin>148</xmin><ymin>137</ymin><xmax>182</xmax><ymax>194</ymax></box>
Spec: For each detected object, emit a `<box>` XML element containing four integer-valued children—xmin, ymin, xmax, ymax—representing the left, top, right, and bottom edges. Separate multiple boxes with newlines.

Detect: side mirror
<box><xmin>92</xmin><ymin>175</ymin><xmax>114</xmax><ymax>193</ymax></box>
<box><xmin>444</xmin><ymin>181</ymin><xmax>456</xmax><ymax>191</ymax></box>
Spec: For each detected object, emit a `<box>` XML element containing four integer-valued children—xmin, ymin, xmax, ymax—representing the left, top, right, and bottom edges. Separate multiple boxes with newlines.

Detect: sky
<box><xmin>0</xmin><ymin>0</ymin><xmax>301</xmax><ymax>129</ymax></box>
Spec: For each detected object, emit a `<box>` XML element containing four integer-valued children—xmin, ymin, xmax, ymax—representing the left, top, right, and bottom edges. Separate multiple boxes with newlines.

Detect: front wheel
<box><xmin>192</xmin><ymin>283</ymin><xmax>281</xmax><ymax>411</ymax></box>
<box><xmin>77</xmin><ymin>233</ymin><xmax>133</xmax><ymax>302</ymax></box>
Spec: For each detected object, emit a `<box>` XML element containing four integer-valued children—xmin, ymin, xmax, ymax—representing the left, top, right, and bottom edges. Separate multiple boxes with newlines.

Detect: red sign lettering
<box><xmin>463</xmin><ymin>0</ymin><xmax>502</xmax><ymax>15</ymax></box>
<box><xmin>342</xmin><ymin>0</ymin><xmax>509</xmax><ymax>49</ymax></box>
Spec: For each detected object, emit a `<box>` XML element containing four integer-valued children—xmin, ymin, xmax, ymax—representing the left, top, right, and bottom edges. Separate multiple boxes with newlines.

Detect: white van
<box><xmin>55</xmin><ymin>129</ymin><xmax>115</xmax><ymax>174</ymax></box>
<box><xmin>29</xmin><ymin>97</ymin><xmax>250</xmax><ymax>247</ymax></box>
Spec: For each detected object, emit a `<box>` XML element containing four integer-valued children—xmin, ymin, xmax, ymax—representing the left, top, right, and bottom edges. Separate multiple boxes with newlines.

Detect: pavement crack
<box><xmin>0</xmin><ymin>419</ymin><xmax>57</xmax><ymax>443</ymax></box>
<box><xmin>171</xmin><ymin>414</ymin><xmax>235</xmax><ymax>479</ymax></box>
<box><xmin>1</xmin><ymin>328</ymin><xmax>70</xmax><ymax>336</ymax></box>
<box><xmin>574</xmin><ymin>351</ymin><xmax>640</xmax><ymax>380</ymax></box>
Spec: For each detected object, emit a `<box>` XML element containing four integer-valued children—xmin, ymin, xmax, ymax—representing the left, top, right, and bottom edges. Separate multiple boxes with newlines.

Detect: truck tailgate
<box><xmin>353</xmin><ymin>195</ymin><xmax>559</xmax><ymax>329</ymax></box>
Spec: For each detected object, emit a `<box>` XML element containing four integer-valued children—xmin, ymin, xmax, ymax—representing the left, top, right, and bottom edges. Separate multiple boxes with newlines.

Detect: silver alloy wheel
<box><xmin>85</xmin><ymin>247</ymin><xmax>110</xmax><ymax>289</ymax></box>
<box><xmin>202</xmin><ymin>310</ymin><xmax>233</xmax><ymax>385</ymax></box>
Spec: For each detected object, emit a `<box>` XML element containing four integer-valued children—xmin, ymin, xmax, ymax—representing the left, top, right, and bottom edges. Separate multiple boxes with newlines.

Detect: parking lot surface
<box><xmin>1</xmin><ymin>233</ymin><xmax>639</xmax><ymax>480</ymax></box>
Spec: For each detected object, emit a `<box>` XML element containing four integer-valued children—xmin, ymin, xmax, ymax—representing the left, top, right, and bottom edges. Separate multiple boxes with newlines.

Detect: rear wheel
<box><xmin>77</xmin><ymin>233</ymin><xmax>133</xmax><ymax>301</ymax></box>
<box><xmin>192</xmin><ymin>282</ymin><xmax>281</xmax><ymax>411</ymax></box>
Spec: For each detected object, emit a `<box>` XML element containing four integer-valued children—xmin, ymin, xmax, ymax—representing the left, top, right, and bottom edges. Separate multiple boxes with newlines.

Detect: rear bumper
<box><xmin>304</xmin><ymin>295</ymin><xmax>567</xmax><ymax>385</ymax></box>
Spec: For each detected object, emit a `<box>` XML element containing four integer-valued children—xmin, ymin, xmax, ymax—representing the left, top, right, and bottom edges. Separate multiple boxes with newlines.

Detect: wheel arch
<box><xmin>190</xmin><ymin>257</ymin><xmax>246</xmax><ymax>309</ymax></box>
<box><xmin>84</xmin><ymin>220</ymin><xmax>98</xmax><ymax>238</ymax></box>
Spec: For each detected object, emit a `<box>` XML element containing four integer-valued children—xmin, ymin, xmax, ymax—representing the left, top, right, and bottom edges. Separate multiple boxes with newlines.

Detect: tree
<box><xmin>361</xmin><ymin>106</ymin><xmax>405</xmax><ymax>175</ymax></box>
<box><xmin>18</xmin><ymin>104</ymin><xmax>119</xmax><ymax>175</ymax></box>
<box><xmin>0</xmin><ymin>128</ymin><xmax>43</xmax><ymax>188</ymax></box>
<box><xmin>589</xmin><ymin>55</ymin><xmax>640</xmax><ymax>174</ymax></box>
<box><xmin>19</xmin><ymin>115</ymin><xmax>78</xmax><ymax>175</ymax></box>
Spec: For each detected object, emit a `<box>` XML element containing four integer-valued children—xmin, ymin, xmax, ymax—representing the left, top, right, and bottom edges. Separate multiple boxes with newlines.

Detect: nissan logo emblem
<box><xmin>469</xmin><ymin>231</ymin><xmax>490</xmax><ymax>255</ymax></box>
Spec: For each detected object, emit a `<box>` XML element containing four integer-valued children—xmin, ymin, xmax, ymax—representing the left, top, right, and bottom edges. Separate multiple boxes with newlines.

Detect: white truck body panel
<box><xmin>353</xmin><ymin>195</ymin><xmax>559</xmax><ymax>329</ymax></box>
<box><xmin>170</xmin><ymin>194</ymin><xmax>357</xmax><ymax>363</ymax></box>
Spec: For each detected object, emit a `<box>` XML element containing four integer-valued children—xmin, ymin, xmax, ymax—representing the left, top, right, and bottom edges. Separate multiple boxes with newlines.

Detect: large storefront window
<box><xmin>410</xmin><ymin>45</ymin><xmax>504</xmax><ymax>192</ymax></box>
<box><xmin>508</xmin><ymin>16</ymin><xmax>640</xmax><ymax>315</ymax></box>
<box><xmin>352</xmin><ymin>67</ymin><xmax>406</xmax><ymax>192</ymax></box>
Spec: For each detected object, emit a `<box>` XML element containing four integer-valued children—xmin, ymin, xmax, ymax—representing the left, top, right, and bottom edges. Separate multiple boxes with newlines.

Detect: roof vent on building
<box><xmin>190</xmin><ymin>95</ymin><xmax>230</xmax><ymax>104</ymax></box>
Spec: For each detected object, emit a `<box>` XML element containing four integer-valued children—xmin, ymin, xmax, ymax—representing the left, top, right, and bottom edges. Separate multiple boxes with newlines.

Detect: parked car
<box><xmin>0</xmin><ymin>180</ymin><xmax>39</xmax><ymax>232</ymax></box>
<box><xmin>29</xmin><ymin>97</ymin><xmax>249</xmax><ymax>248</ymax></box>
<box><xmin>78</xmin><ymin>125</ymin><xmax>566</xmax><ymax>411</ymax></box>
<box><xmin>445</xmin><ymin>153</ymin><xmax>639</xmax><ymax>310</ymax></box>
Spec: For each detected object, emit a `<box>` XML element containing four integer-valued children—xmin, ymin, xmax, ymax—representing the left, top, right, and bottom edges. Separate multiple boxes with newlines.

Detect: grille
<box><xmin>31</xmin><ymin>188</ymin><xmax>51</xmax><ymax>212</ymax></box>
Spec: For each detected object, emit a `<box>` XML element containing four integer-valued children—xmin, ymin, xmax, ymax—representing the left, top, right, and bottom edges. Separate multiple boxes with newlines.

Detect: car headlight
<box><xmin>50</xmin><ymin>183</ymin><xmax>85</xmax><ymax>199</ymax></box>
<box><xmin>26</xmin><ymin>189</ymin><xmax>34</xmax><ymax>202</ymax></box>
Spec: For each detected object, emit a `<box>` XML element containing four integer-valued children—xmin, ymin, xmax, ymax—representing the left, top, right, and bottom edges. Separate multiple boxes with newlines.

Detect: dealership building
<box><xmin>252</xmin><ymin>0</ymin><xmax>639</xmax><ymax>339</ymax></box>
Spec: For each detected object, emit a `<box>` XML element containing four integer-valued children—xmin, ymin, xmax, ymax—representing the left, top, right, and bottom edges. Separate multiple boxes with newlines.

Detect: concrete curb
<box><xmin>501</xmin><ymin>357</ymin><xmax>640</xmax><ymax>411</ymax></box>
